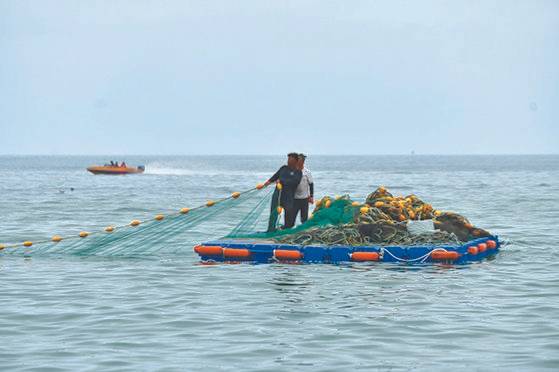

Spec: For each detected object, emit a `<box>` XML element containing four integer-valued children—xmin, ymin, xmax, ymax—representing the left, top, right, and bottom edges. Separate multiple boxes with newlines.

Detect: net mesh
<box><xmin>3</xmin><ymin>188</ymin><xmax>272</xmax><ymax>256</ymax></box>
<box><xmin>226</xmin><ymin>196</ymin><xmax>358</xmax><ymax>240</ymax></box>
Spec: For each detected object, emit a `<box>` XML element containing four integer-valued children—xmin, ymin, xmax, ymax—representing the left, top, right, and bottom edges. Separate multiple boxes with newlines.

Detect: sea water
<box><xmin>1</xmin><ymin>155</ymin><xmax>558</xmax><ymax>371</ymax></box>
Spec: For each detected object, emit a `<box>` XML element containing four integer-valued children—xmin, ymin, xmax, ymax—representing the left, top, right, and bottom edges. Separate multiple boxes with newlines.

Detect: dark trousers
<box><xmin>293</xmin><ymin>198</ymin><xmax>309</xmax><ymax>224</ymax></box>
<box><xmin>284</xmin><ymin>206</ymin><xmax>297</xmax><ymax>228</ymax></box>
<box><xmin>268</xmin><ymin>189</ymin><xmax>297</xmax><ymax>231</ymax></box>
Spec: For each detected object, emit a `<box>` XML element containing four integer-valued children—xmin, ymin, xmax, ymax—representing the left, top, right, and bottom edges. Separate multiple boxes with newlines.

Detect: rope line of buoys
<box><xmin>0</xmin><ymin>184</ymin><xmax>266</xmax><ymax>252</ymax></box>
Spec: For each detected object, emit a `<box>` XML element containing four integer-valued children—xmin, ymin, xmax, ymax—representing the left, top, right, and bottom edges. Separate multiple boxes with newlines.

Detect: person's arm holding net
<box><xmin>264</xmin><ymin>166</ymin><xmax>285</xmax><ymax>187</ymax></box>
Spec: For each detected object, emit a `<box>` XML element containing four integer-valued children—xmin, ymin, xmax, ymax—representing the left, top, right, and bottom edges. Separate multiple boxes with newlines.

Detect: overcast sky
<box><xmin>1</xmin><ymin>1</ymin><xmax>558</xmax><ymax>155</ymax></box>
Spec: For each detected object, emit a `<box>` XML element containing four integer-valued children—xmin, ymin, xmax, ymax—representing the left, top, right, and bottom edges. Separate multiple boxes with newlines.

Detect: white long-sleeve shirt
<box><xmin>294</xmin><ymin>168</ymin><xmax>313</xmax><ymax>199</ymax></box>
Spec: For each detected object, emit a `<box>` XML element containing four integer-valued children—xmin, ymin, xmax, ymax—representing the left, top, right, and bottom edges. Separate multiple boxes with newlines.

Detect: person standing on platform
<box><xmin>293</xmin><ymin>153</ymin><xmax>314</xmax><ymax>224</ymax></box>
<box><xmin>264</xmin><ymin>153</ymin><xmax>302</xmax><ymax>231</ymax></box>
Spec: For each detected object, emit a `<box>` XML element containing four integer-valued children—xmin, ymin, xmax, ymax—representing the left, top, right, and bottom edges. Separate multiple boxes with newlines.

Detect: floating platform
<box><xmin>194</xmin><ymin>236</ymin><xmax>500</xmax><ymax>264</ymax></box>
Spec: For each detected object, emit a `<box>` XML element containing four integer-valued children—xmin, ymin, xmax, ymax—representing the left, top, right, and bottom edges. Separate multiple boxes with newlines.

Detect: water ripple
<box><xmin>1</xmin><ymin>155</ymin><xmax>559</xmax><ymax>370</ymax></box>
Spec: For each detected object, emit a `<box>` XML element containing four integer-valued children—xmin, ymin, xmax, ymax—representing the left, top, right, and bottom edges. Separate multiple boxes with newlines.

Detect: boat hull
<box><xmin>87</xmin><ymin>166</ymin><xmax>145</xmax><ymax>175</ymax></box>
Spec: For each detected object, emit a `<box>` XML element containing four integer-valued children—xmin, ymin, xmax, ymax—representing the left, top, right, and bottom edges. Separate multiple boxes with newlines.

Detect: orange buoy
<box><xmin>277</xmin><ymin>206</ymin><xmax>283</xmax><ymax>214</ymax></box>
<box><xmin>276</xmin><ymin>182</ymin><xmax>283</xmax><ymax>190</ymax></box>
<box><xmin>398</xmin><ymin>214</ymin><xmax>407</xmax><ymax>222</ymax></box>
<box><xmin>23</xmin><ymin>241</ymin><xmax>33</xmax><ymax>247</ymax></box>
<box><xmin>374</xmin><ymin>201</ymin><xmax>384</xmax><ymax>208</ymax></box>
<box><xmin>194</xmin><ymin>245</ymin><xmax>223</xmax><ymax>256</ymax></box>
<box><xmin>467</xmin><ymin>246</ymin><xmax>478</xmax><ymax>255</ymax></box>
<box><xmin>431</xmin><ymin>250</ymin><xmax>460</xmax><ymax>261</ymax></box>
<box><xmin>79</xmin><ymin>231</ymin><xmax>89</xmax><ymax>238</ymax></box>
<box><xmin>130</xmin><ymin>220</ymin><xmax>141</xmax><ymax>226</ymax></box>
<box><xmin>273</xmin><ymin>249</ymin><xmax>303</xmax><ymax>261</ymax></box>
<box><xmin>105</xmin><ymin>226</ymin><xmax>114</xmax><ymax>233</ymax></box>
<box><xmin>232</xmin><ymin>192</ymin><xmax>241</xmax><ymax>199</ymax></box>
<box><xmin>155</xmin><ymin>214</ymin><xmax>164</xmax><ymax>221</ymax></box>
<box><xmin>351</xmin><ymin>251</ymin><xmax>380</xmax><ymax>262</ymax></box>
<box><xmin>486</xmin><ymin>240</ymin><xmax>497</xmax><ymax>249</ymax></box>
<box><xmin>256</xmin><ymin>183</ymin><xmax>264</xmax><ymax>190</ymax></box>
<box><xmin>351</xmin><ymin>201</ymin><xmax>361</xmax><ymax>207</ymax></box>
<box><xmin>477</xmin><ymin>243</ymin><xmax>487</xmax><ymax>253</ymax></box>
<box><xmin>223</xmin><ymin>248</ymin><xmax>251</xmax><ymax>259</ymax></box>
<box><xmin>360</xmin><ymin>206</ymin><xmax>369</xmax><ymax>214</ymax></box>
<box><xmin>206</xmin><ymin>200</ymin><xmax>215</xmax><ymax>207</ymax></box>
<box><xmin>180</xmin><ymin>207</ymin><xmax>190</xmax><ymax>214</ymax></box>
<box><xmin>51</xmin><ymin>235</ymin><xmax>63</xmax><ymax>243</ymax></box>
<box><xmin>325</xmin><ymin>200</ymin><xmax>332</xmax><ymax>208</ymax></box>
<box><xmin>422</xmin><ymin>204</ymin><xmax>433</xmax><ymax>213</ymax></box>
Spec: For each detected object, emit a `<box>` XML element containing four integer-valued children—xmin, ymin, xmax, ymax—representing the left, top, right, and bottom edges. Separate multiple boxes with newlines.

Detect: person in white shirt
<box><xmin>293</xmin><ymin>154</ymin><xmax>314</xmax><ymax>224</ymax></box>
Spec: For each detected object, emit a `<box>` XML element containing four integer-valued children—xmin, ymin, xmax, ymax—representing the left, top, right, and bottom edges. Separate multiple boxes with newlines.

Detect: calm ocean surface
<box><xmin>1</xmin><ymin>155</ymin><xmax>558</xmax><ymax>371</ymax></box>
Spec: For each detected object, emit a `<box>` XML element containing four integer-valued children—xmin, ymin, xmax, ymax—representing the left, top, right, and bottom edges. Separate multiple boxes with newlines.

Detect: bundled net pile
<box><xmin>230</xmin><ymin>186</ymin><xmax>492</xmax><ymax>247</ymax></box>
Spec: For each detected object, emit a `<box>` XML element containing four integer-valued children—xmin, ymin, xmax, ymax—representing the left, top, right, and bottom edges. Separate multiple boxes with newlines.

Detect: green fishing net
<box><xmin>3</xmin><ymin>184</ymin><xmax>491</xmax><ymax>255</ymax></box>
<box><xmin>225</xmin><ymin>187</ymin><xmax>490</xmax><ymax>246</ymax></box>
<box><xmin>226</xmin><ymin>195</ymin><xmax>359</xmax><ymax>240</ymax></box>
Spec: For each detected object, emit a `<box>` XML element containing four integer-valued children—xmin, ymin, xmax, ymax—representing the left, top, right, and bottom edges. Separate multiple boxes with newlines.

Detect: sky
<box><xmin>1</xmin><ymin>0</ymin><xmax>558</xmax><ymax>155</ymax></box>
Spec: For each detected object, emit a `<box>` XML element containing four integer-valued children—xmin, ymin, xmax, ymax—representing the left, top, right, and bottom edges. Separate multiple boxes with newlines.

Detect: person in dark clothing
<box><xmin>293</xmin><ymin>153</ymin><xmax>314</xmax><ymax>224</ymax></box>
<box><xmin>265</xmin><ymin>153</ymin><xmax>302</xmax><ymax>230</ymax></box>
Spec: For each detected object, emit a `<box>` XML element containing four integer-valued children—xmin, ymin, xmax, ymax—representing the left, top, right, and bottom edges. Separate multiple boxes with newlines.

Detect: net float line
<box><xmin>0</xmin><ymin>183</ymin><xmax>269</xmax><ymax>252</ymax></box>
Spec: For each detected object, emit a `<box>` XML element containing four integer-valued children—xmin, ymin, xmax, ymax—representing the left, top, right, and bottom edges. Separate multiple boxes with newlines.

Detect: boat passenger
<box><xmin>293</xmin><ymin>153</ymin><xmax>314</xmax><ymax>224</ymax></box>
<box><xmin>264</xmin><ymin>153</ymin><xmax>302</xmax><ymax>230</ymax></box>
<box><xmin>121</xmin><ymin>162</ymin><xmax>126</xmax><ymax>168</ymax></box>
